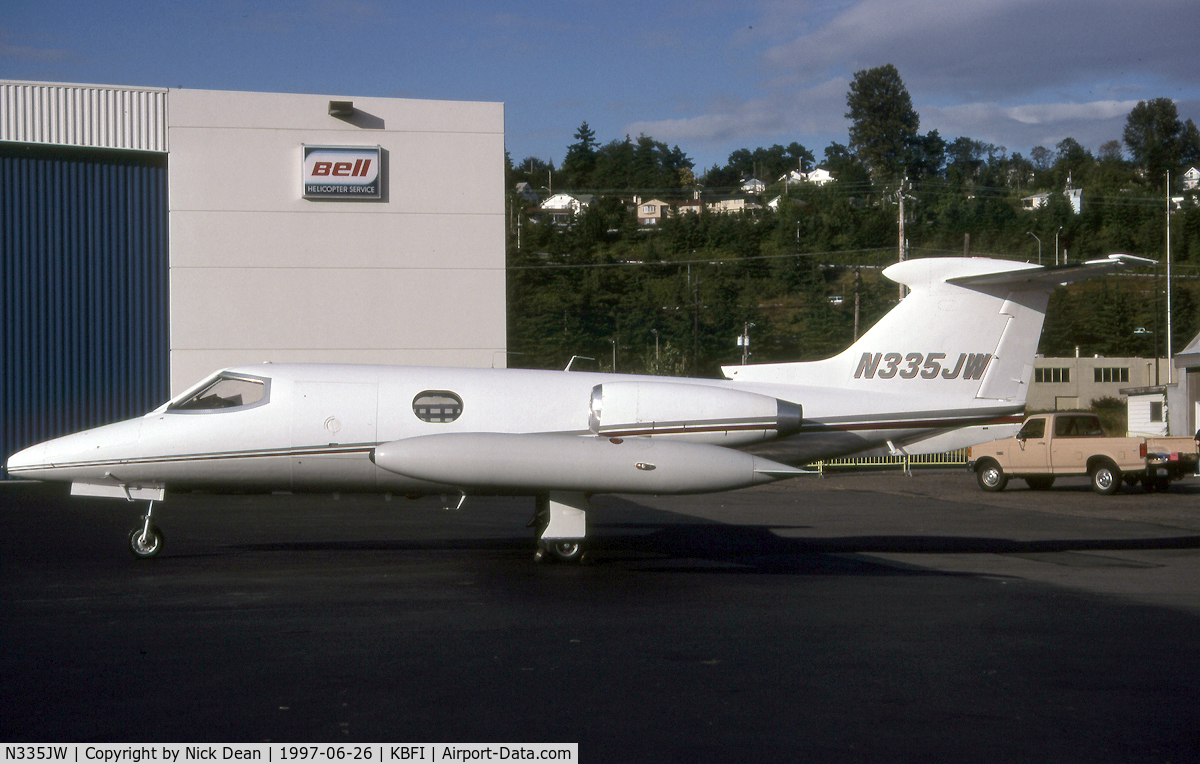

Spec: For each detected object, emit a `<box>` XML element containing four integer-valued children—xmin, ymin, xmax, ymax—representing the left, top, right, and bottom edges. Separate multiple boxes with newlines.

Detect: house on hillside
<box><xmin>806</xmin><ymin>168</ymin><xmax>835</xmax><ymax>185</ymax></box>
<box><xmin>634</xmin><ymin>198</ymin><xmax>670</xmax><ymax>227</ymax></box>
<box><xmin>707</xmin><ymin>195</ymin><xmax>760</xmax><ymax>214</ymax></box>
<box><xmin>1022</xmin><ymin>187</ymin><xmax>1083</xmax><ymax>214</ymax></box>
<box><xmin>539</xmin><ymin>193</ymin><xmax>595</xmax><ymax>225</ymax></box>
<box><xmin>779</xmin><ymin>168</ymin><xmax>835</xmax><ymax>187</ymax></box>
<box><xmin>514</xmin><ymin>182</ymin><xmax>540</xmax><ymax>204</ymax></box>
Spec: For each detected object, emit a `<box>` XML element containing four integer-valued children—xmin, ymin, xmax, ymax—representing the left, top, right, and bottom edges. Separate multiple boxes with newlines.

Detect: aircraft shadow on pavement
<box><xmin>217</xmin><ymin>492</ymin><xmax>1200</xmax><ymax>577</ymax></box>
<box><xmin>7</xmin><ymin>484</ymin><xmax>1198</xmax><ymax>577</ymax></box>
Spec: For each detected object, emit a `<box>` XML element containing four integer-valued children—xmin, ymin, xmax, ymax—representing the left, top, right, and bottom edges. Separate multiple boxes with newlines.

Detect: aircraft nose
<box><xmin>5</xmin><ymin>442</ymin><xmax>47</xmax><ymax>478</ymax></box>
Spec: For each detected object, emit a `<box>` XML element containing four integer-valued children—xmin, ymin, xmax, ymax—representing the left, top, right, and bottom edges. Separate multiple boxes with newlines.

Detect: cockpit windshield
<box><xmin>169</xmin><ymin>374</ymin><xmax>270</xmax><ymax>412</ymax></box>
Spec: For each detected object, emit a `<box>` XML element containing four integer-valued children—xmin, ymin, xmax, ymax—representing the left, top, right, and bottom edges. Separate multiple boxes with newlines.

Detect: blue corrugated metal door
<box><xmin>1</xmin><ymin>143</ymin><xmax>169</xmax><ymax>474</ymax></box>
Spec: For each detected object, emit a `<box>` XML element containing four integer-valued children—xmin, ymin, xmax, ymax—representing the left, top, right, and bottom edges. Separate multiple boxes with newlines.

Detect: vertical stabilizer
<box><xmin>724</xmin><ymin>255</ymin><xmax>1154</xmax><ymax>411</ymax></box>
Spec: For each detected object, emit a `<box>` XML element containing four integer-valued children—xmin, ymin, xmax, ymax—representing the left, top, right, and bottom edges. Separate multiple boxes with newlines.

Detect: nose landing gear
<box><xmin>128</xmin><ymin>501</ymin><xmax>164</xmax><ymax>558</ymax></box>
<box><xmin>530</xmin><ymin>492</ymin><xmax>589</xmax><ymax>564</ymax></box>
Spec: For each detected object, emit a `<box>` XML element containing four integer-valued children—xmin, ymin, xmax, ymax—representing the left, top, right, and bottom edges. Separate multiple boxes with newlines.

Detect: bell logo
<box><xmin>303</xmin><ymin>145</ymin><xmax>382</xmax><ymax>199</ymax></box>
<box><xmin>311</xmin><ymin>159</ymin><xmax>372</xmax><ymax>177</ymax></box>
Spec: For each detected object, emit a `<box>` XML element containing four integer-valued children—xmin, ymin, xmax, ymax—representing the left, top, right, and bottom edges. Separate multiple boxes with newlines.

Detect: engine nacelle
<box><xmin>588</xmin><ymin>381</ymin><xmax>801</xmax><ymax>446</ymax></box>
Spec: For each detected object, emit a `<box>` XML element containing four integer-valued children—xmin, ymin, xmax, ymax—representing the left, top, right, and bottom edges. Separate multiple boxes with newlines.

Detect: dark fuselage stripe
<box><xmin>10</xmin><ymin>444</ymin><xmax>376</xmax><ymax>474</ymax></box>
<box><xmin>12</xmin><ymin>411</ymin><xmax>1023</xmax><ymax>474</ymax></box>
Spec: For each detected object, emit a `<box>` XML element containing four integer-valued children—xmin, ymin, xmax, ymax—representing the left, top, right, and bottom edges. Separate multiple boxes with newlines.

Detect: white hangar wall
<box><xmin>167</xmin><ymin>88</ymin><xmax>506</xmax><ymax>394</ymax></box>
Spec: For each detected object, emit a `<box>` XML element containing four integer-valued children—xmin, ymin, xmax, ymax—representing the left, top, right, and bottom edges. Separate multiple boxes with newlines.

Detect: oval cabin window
<box><xmin>412</xmin><ymin>391</ymin><xmax>464</xmax><ymax>423</ymax></box>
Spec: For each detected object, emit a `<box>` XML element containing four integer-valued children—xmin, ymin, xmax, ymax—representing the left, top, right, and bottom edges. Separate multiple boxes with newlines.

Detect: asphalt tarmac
<box><xmin>2</xmin><ymin>471</ymin><xmax>1199</xmax><ymax>762</ymax></box>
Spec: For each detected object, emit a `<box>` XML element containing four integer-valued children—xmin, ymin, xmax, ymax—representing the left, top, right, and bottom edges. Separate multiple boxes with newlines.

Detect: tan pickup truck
<box><xmin>968</xmin><ymin>412</ymin><xmax>1199</xmax><ymax>494</ymax></box>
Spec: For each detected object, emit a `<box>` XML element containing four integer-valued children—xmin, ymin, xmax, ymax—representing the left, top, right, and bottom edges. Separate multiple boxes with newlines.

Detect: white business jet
<box><xmin>6</xmin><ymin>255</ymin><xmax>1151</xmax><ymax>562</ymax></box>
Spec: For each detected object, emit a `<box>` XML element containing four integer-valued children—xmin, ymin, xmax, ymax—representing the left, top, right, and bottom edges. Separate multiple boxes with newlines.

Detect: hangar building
<box><xmin>1</xmin><ymin>80</ymin><xmax>505</xmax><ymax>470</ymax></box>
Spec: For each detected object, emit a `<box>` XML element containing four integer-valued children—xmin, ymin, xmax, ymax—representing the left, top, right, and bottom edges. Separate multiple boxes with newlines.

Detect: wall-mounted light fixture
<box><xmin>328</xmin><ymin>100</ymin><xmax>354</xmax><ymax>117</ymax></box>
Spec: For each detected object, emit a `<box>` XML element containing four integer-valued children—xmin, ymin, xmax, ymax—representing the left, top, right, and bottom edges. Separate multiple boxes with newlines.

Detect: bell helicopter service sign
<box><xmin>302</xmin><ymin>145</ymin><xmax>382</xmax><ymax>200</ymax></box>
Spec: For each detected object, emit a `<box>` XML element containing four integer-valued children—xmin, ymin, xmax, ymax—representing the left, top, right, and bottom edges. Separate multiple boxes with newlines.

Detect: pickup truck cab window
<box><xmin>1054</xmin><ymin>415</ymin><xmax>1103</xmax><ymax>437</ymax></box>
<box><xmin>1017</xmin><ymin>418</ymin><xmax>1045</xmax><ymax>439</ymax></box>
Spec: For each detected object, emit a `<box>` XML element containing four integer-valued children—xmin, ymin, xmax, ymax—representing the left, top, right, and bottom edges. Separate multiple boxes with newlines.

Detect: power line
<box><xmin>509</xmin><ymin>248</ymin><xmax>898</xmax><ymax>270</ymax></box>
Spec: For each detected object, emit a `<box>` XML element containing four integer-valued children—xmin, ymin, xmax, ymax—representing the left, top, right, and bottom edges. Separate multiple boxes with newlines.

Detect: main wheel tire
<box><xmin>976</xmin><ymin>462</ymin><xmax>1007</xmax><ymax>492</ymax></box>
<box><xmin>1025</xmin><ymin>476</ymin><xmax>1055</xmax><ymax>490</ymax></box>
<box><xmin>1089</xmin><ymin>462</ymin><xmax>1122</xmax><ymax>495</ymax></box>
<box><xmin>128</xmin><ymin>525</ymin><xmax>164</xmax><ymax>558</ymax></box>
<box><xmin>548</xmin><ymin>540</ymin><xmax>584</xmax><ymax>563</ymax></box>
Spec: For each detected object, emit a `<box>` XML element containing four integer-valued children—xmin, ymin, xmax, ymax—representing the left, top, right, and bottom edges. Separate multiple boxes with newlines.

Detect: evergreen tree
<box><xmin>845</xmin><ymin>64</ymin><xmax>920</xmax><ymax>182</ymax></box>
<box><xmin>1124</xmin><ymin>98</ymin><xmax>1187</xmax><ymax>190</ymax></box>
<box><xmin>561</xmin><ymin>121</ymin><xmax>598</xmax><ymax>189</ymax></box>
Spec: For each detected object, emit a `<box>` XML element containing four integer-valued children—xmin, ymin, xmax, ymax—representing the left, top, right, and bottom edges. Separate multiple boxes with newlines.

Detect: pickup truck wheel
<box><xmin>1025</xmin><ymin>476</ymin><xmax>1055</xmax><ymax>490</ymax></box>
<box><xmin>1089</xmin><ymin>462</ymin><xmax>1122</xmax><ymax>495</ymax></box>
<box><xmin>976</xmin><ymin>462</ymin><xmax>1007</xmax><ymax>492</ymax></box>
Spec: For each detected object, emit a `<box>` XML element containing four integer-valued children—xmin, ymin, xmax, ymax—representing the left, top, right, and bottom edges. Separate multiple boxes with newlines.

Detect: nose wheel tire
<box><xmin>535</xmin><ymin>539</ymin><xmax>586</xmax><ymax>564</ymax></box>
<box><xmin>128</xmin><ymin>526</ymin><xmax>164</xmax><ymax>558</ymax></box>
<box><xmin>549</xmin><ymin>540</ymin><xmax>583</xmax><ymax>562</ymax></box>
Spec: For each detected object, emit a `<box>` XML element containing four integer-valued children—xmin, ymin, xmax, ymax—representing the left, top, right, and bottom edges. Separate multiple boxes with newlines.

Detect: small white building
<box><xmin>1120</xmin><ymin>386</ymin><xmax>1169</xmax><ymax>436</ymax></box>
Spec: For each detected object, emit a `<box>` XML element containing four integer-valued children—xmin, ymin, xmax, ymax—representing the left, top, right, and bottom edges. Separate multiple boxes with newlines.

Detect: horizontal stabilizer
<box><xmin>947</xmin><ymin>254</ymin><xmax>1156</xmax><ymax>288</ymax></box>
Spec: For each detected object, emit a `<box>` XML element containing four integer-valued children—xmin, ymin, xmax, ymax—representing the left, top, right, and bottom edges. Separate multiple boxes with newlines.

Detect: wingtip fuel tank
<box><xmin>372</xmin><ymin>432</ymin><xmax>806</xmax><ymax>495</ymax></box>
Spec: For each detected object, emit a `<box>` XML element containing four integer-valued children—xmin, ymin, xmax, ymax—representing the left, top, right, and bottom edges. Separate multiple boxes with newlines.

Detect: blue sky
<box><xmin>4</xmin><ymin>0</ymin><xmax>1198</xmax><ymax>173</ymax></box>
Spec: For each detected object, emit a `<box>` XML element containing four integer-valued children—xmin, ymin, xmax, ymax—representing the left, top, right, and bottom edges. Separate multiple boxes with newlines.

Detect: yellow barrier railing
<box><xmin>807</xmin><ymin>449</ymin><xmax>969</xmax><ymax>477</ymax></box>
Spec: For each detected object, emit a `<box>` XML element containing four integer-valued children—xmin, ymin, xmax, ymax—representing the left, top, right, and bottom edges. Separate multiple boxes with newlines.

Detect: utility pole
<box><xmin>853</xmin><ymin>267</ymin><xmax>861</xmax><ymax>341</ymax></box>
<box><xmin>896</xmin><ymin>178</ymin><xmax>910</xmax><ymax>299</ymax></box>
<box><xmin>740</xmin><ymin>322</ymin><xmax>755</xmax><ymax>365</ymax></box>
<box><xmin>1166</xmin><ymin>171</ymin><xmax>1173</xmax><ymax>385</ymax></box>
<box><xmin>693</xmin><ymin>279</ymin><xmax>700</xmax><ymax>377</ymax></box>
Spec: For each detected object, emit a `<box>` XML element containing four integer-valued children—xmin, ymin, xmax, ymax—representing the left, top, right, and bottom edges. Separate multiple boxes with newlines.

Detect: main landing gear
<box><xmin>530</xmin><ymin>492</ymin><xmax>589</xmax><ymax>564</ymax></box>
<box><xmin>119</xmin><ymin>493</ymin><xmax>587</xmax><ymax>563</ymax></box>
<box><xmin>128</xmin><ymin>501</ymin><xmax>164</xmax><ymax>558</ymax></box>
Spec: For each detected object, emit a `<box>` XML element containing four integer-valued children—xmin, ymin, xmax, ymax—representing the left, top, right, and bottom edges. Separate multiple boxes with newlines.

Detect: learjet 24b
<box><xmin>5</xmin><ymin>255</ymin><xmax>1151</xmax><ymax>562</ymax></box>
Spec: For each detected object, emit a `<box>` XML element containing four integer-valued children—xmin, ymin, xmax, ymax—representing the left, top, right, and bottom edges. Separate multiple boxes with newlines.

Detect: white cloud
<box><xmin>922</xmin><ymin>99</ymin><xmax>1139</xmax><ymax>152</ymax></box>
<box><xmin>625</xmin><ymin>78</ymin><xmax>849</xmax><ymax>162</ymax></box>
<box><xmin>627</xmin><ymin>0</ymin><xmax>1200</xmax><ymax>163</ymax></box>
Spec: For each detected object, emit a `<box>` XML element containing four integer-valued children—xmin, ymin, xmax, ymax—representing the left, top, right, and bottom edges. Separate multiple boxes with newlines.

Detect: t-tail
<box><xmin>724</xmin><ymin>254</ymin><xmax>1154</xmax><ymax>412</ymax></box>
